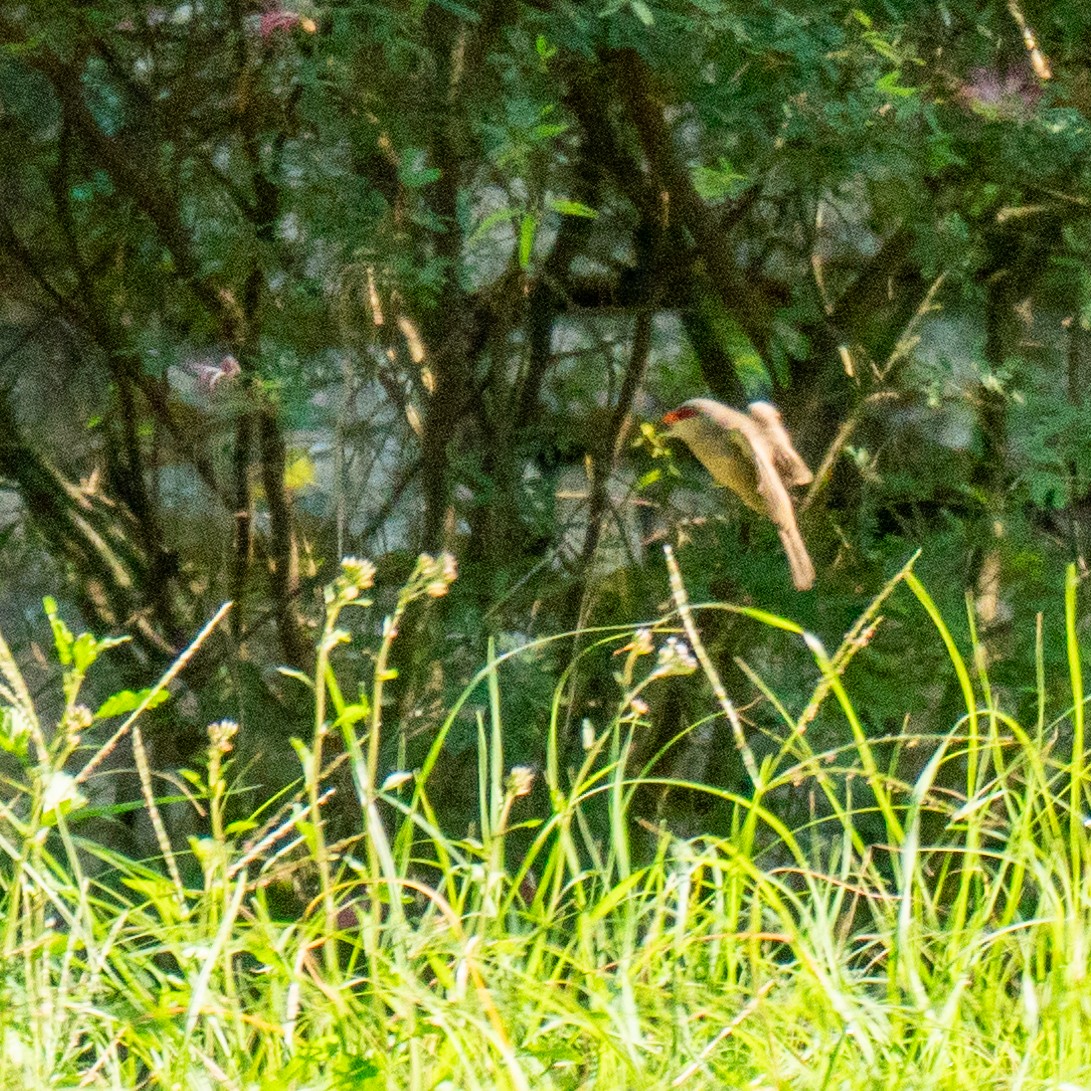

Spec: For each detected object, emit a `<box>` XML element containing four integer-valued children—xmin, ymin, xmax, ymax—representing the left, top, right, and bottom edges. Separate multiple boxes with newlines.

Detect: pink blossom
<box><xmin>958</xmin><ymin>67</ymin><xmax>1043</xmax><ymax>120</ymax></box>
<box><xmin>194</xmin><ymin>354</ymin><xmax>241</xmax><ymax>393</ymax></box>
<box><xmin>257</xmin><ymin>7</ymin><xmax>317</xmax><ymax>38</ymax></box>
<box><xmin>260</xmin><ymin>10</ymin><xmax>303</xmax><ymax>37</ymax></box>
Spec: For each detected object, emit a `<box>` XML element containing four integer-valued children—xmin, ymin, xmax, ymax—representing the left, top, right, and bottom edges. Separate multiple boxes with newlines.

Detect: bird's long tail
<box><xmin>777</xmin><ymin>523</ymin><xmax>816</xmax><ymax>591</ymax></box>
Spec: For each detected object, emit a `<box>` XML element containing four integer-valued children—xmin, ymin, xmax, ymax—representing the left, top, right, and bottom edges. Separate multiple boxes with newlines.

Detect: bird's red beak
<box><xmin>662</xmin><ymin>406</ymin><xmax>698</xmax><ymax>426</ymax></box>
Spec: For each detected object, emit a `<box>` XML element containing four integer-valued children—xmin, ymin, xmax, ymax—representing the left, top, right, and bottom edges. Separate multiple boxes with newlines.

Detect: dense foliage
<box><xmin>2</xmin><ymin>1</ymin><xmax>1091</xmax><ymax>821</ymax></box>
<box><xmin>2</xmin><ymin>562</ymin><xmax>1091</xmax><ymax>1089</ymax></box>
<box><xmin>5</xmin><ymin>4</ymin><xmax>1091</xmax><ymax>1084</ymax></box>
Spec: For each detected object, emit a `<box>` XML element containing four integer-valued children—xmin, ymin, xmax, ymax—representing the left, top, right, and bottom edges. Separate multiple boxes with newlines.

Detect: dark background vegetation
<box><xmin>0</xmin><ymin>0</ymin><xmax>1088</xmax><ymax>839</ymax></box>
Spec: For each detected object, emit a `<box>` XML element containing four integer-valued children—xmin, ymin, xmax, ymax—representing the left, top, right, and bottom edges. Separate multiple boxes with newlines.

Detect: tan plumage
<box><xmin>662</xmin><ymin>397</ymin><xmax>816</xmax><ymax>590</ymax></box>
<box><xmin>746</xmin><ymin>401</ymin><xmax>814</xmax><ymax>489</ymax></box>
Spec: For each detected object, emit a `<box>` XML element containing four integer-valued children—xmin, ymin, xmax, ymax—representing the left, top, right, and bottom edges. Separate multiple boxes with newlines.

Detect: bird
<box><xmin>661</xmin><ymin>397</ymin><xmax>816</xmax><ymax>590</ymax></box>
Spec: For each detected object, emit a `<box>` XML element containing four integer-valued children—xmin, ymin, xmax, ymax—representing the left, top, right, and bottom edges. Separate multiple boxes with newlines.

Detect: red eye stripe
<box><xmin>663</xmin><ymin>406</ymin><xmax>698</xmax><ymax>425</ymax></box>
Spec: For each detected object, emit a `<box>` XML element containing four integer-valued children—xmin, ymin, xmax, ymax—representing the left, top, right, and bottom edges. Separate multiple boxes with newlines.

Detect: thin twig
<box><xmin>663</xmin><ymin>545</ymin><xmax>762</xmax><ymax>789</ymax></box>
<box><xmin>131</xmin><ymin>722</ymin><xmax>185</xmax><ymax>899</ymax></box>
<box><xmin>570</xmin><ymin>309</ymin><xmax>653</xmax><ymax>630</ymax></box>
<box><xmin>796</xmin><ymin>550</ymin><xmax>919</xmax><ymax>730</ymax></box>
<box><xmin>228</xmin><ymin>788</ymin><xmax>339</xmax><ymax>880</ymax></box>
<box><xmin>77</xmin><ymin>601</ymin><xmax>233</xmax><ymax>785</ymax></box>
<box><xmin>670</xmin><ymin>979</ymin><xmax>776</xmax><ymax>1086</ymax></box>
<box><xmin>86</xmin><ymin>603</ymin><xmax>235</xmax><ymax>901</ymax></box>
<box><xmin>801</xmin><ymin>275</ymin><xmax>944</xmax><ymax>514</ymax></box>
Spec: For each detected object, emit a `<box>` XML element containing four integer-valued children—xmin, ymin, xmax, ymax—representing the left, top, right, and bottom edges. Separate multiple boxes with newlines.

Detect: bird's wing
<box><xmin>733</xmin><ymin>422</ymin><xmax>816</xmax><ymax>591</ymax></box>
<box><xmin>730</xmin><ymin>422</ymin><xmax>795</xmax><ymax>525</ymax></box>
<box><xmin>697</xmin><ymin>403</ymin><xmax>787</xmax><ymax>507</ymax></box>
<box><xmin>747</xmin><ymin>402</ymin><xmax>813</xmax><ymax>488</ymax></box>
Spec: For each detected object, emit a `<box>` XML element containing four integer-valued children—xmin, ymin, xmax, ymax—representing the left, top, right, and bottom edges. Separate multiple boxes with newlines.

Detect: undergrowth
<box><xmin>0</xmin><ymin>550</ymin><xmax>1090</xmax><ymax>1090</ymax></box>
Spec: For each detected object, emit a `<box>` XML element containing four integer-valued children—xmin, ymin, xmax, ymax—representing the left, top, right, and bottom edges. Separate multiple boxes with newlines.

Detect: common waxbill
<box><xmin>662</xmin><ymin>398</ymin><xmax>816</xmax><ymax>590</ymax></box>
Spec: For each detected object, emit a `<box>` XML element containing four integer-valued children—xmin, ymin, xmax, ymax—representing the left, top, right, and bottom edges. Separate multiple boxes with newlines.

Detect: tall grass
<box><xmin>0</xmin><ymin>553</ymin><xmax>1090</xmax><ymax>1089</ymax></box>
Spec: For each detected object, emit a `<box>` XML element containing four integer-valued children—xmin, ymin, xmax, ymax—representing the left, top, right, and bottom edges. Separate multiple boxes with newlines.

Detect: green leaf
<box><xmin>120</xmin><ymin>875</ymin><xmax>184</xmax><ymax>922</ymax></box>
<box><xmin>862</xmin><ymin>31</ymin><xmax>901</xmax><ymax>64</ymax></box>
<box><xmin>530</xmin><ymin>122</ymin><xmax>569</xmax><ymax>142</ymax></box>
<box><xmin>535</xmin><ymin>34</ymin><xmax>557</xmax><ymax>63</ymax></box>
<box><xmin>283</xmin><ymin>452</ymin><xmax>316</xmax><ymax>491</ymax></box>
<box><xmin>290</xmin><ymin>736</ymin><xmax>311</xmax><ymax>769</ymax></box>
<box><xmin>548</xmin><ymin>198</ymin><xmax>598</xmax><ymax>218</ymax></box>
<box><xmin>44</xmin><ymin>597</ymin><xmax>74</xmax><ymax>666</ymax></box>
<box><xmin>467</xmin><ymin>206</ymin><xmax>519</xmax><ymax>247</ymax></box>
<box><xmin>0</xmin><ymin>708</ymin><xmax>30</xmax><ymax>759</ymax></box>
<box><xmin>295</xmin><ymin>818</ymin><xmax>320</xmax><ymax>856</ymax></box>
<box><xmin>398</xmin><ymin>154</ymin><xmax>442</xmax><ymax>189</ymax></box>
<box><xmin>692</xmin><ymin>161</ymin><xmax>749</xmax><ymax>203</ymax></box>
<box><xmin>95</xmin><ymin>688</ymin><xmax>171</xmax><ymax>720</ymax></box>
<box><xmin>276</xmin><ymin>667</ymin><xmax>315</xmax><ymax>691</ymax></box>
<box><xmin>875</xmin><ymin>69</ymin><xmax>916</xmax><ymax>99</ymax></box>
<box><xmin>589</xmin><ymin>869</ymin><xmax>647</xmax><ymax>921</ymax></box>
<box><xmin>519</xmin><ymin>214</ymin><xmax>537</xmax><ymax>269</ymax></box>
<box><xmin>334</xmin><ymin>701</ymin><xmax>372</xmax><ymax>731</ymax></box>
<box><xmin>72</xmin><ymin>632</ymin><xmax>99</xmax><ymax>674</ymax></box>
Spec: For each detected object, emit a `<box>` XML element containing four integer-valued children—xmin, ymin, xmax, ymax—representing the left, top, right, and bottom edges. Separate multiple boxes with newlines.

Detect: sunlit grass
<box><xmin>1</xmin><ymin>554</ymin><xmax>1090</xmax><ymax>1089</ymax></box>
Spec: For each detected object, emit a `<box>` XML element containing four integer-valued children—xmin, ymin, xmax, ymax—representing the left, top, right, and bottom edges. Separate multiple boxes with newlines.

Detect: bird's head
<box><xmin>661</xmin><ymin>399</ymin><xmax>723</xmax><ymax>445</ymax></box>
<box><xmin>661</xmin><ymin>404</ymin><xmax>699</xmax><ymax>428</ymax></box>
